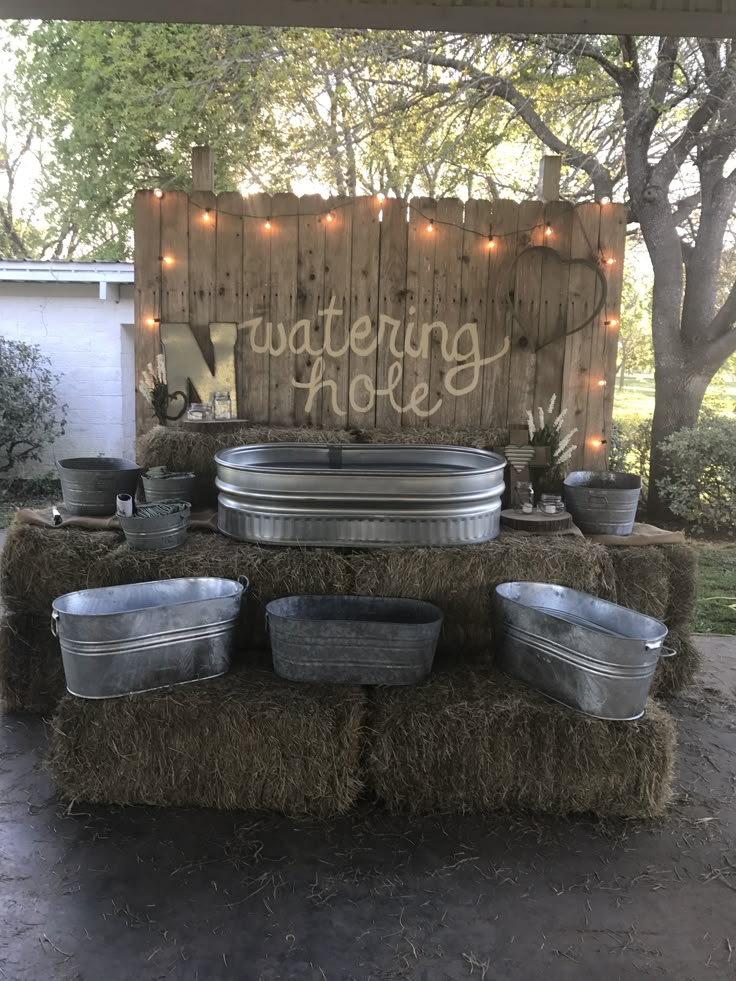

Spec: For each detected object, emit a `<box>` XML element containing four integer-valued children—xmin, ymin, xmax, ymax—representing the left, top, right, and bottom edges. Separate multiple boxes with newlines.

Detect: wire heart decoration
<box><xmin>506</xmin><ymin>246</ymin><xmax>609</xmax><ymax>353</ymax></box>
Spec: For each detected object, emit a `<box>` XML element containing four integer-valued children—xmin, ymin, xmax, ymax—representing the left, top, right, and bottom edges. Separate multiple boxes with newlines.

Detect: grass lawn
<box><xmin>692</xmin><ymin>541</ymin><xmax>736</xmax><ymax>636</ymax></box>
<box><xmin>614</xmin><ymin>374</ymin><xmax>736</xmax><ymax>418</ymax></box>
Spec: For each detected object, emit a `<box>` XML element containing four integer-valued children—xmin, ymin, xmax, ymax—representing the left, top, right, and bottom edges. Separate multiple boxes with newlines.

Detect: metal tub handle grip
<box><xmin>237</xmin><ymin>575</ymin><xmax>250</xmax><ymax>593</ymax></box>
<box><xmin>50</xmin><ymin>610</ymin><xmax>59</xmax><ymax>638</ymax></box>
<box><xmin>645</xmin><ymin>640</ymin><xmax>676</xmax><ymax>658</ymax></box>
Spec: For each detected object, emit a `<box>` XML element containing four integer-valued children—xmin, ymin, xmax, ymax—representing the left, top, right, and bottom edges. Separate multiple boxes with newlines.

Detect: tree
<box><xmin>370</xmin><ymin>33</ymin><xmax>736</xmax><ymax>517</ymax></box>
<box><xmin>0</xmin><ymin>337</ymin><xmax>67</xmax><ymax>474</ymax></box>
<box><xmin>2</xmin><ymin>22</ymin><xmax>517</xmax><ymax>256</ymax></box>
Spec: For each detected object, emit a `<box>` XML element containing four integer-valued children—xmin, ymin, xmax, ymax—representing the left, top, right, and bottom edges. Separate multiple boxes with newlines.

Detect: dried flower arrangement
<box><xmin>525</xmin><ymin>394</ymin><xmax>578</xmax><ymax>493</ymax></box>
<box><xmin>138</xmin><ymin>355</ymin><xmax>185</xmax><ymax>426</ymax></box>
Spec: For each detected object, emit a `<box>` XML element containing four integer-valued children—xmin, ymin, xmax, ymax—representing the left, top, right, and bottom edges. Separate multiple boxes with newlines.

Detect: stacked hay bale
<box><xmin>367</xmin><ymin>668</ymin><xmax>676</xmax><ymax>818</ymax></box>
<box><xmin>0</xmin><ymin>424</ymin><xmax>699</xmax><ymax>819</ymax></box>
<box><xmin>49</xmin><ymin>669</ymin><xmax>366</xmax><ymax>816</ymax></box>
<box><xmin>608</xmin><ymin>544</ymin><xmax>700</xmax><ymax>695</ymax></box>
<box><xmin>0</xmin><ymin>524</ymin><xmax>615</xmax><ymax>713</ymax></box>
<box><xmin>0</xmin><ymin>525</ymin><xmax>121</xmax><ymax>713</ymax></box>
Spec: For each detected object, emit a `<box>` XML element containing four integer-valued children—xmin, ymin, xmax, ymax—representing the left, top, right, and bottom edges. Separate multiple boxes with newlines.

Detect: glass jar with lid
<box><xmin>210</xmin><ymin>391</ymin><xmax>232</xmax><ymax>420</ymax></box>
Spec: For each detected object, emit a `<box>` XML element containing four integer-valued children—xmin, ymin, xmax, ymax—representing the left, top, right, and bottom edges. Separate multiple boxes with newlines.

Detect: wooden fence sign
<box><xmin>134</xmin><ymin>191</ymin><xmax>625</xmax><ymax>469</ymax></box>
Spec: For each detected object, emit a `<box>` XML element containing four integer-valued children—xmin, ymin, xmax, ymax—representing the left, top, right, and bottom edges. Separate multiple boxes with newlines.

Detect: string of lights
<box><xmin>151</xmin><ymin>188</ymin><xmax>618</xmax><ymax>265</ymax></box>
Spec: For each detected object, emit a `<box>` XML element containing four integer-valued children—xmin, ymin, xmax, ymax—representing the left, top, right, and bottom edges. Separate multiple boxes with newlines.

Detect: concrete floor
<box><xmin>0</xmin><ymin>637</ymin><xmax>734</xmax><ymax>981</ymax></box>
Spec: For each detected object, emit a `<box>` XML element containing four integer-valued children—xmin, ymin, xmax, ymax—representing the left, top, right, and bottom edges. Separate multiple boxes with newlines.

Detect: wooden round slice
<box><xmin>501</xmin><ymin>508</ymin><xmax>573</xmax><ymax>533</ymax></box>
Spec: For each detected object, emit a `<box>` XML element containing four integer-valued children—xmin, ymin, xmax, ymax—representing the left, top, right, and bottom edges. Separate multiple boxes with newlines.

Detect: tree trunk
<box><xmin>647</xmin><ymin>362</ymin><xmax>712</xmax><ymax>520</ymax></box>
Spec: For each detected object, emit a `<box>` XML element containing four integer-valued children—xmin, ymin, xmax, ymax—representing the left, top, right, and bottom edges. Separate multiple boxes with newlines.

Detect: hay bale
<box><xmin>664</xmin><ymin>544</ymin><xmax>698</xmax><ymax>632</ymax></box>
<box><xmin>650</xmin><ymin>627</ymin><xmax>701</xmax><ymax>697</ymax></box>
<box><xmin>367</xmin><ymin>668</ymin><xmax>676</xmax><ymax>819</ymax></box>
<box><xmin>137</xmin><ymin>425</ymin><xmax>353</xmax><ymax>507</ymax></box>
<box><xmin>0</xmin><ymin>612</ymin><xmax>65</xmax><ymax>714</ymax></box>
<box><xmin>351</xmin><ymin>537</ymin><xmax>615</xmax><ymax>652</ymax></box>
<box><xmin>609</xmin><ymin>546</ymin><xmax>670</xmax><ymax>621</ymax></box>
<box><xmin>1</xmin><ymin>522</ymin><xmax>120</xmax><ymax>615</ymax></box>
<box><xmin>607</xmin><ymin>543</ymin><xmax>699</xmax><ymax>695</ymax></box>
<box><xmin>354</xmin><ymin>426</ymin><xmax>509</xmax><ymax>448</ymax></box>
<box><xmin>48</xmin><ymin>668</ymin><xmax>366</xmax><ymax>816</ymax></box>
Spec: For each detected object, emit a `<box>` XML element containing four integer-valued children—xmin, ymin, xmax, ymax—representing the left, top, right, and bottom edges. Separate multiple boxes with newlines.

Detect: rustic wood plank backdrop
<box><xmin>134</xmin><ymin>191</ymin><xmax>626</xmax><ymax>468</ymax></box>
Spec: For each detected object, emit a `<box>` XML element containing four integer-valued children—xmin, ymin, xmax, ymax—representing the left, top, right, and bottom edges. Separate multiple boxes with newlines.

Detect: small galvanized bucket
<box><xmin>564</xmin><ymin>471</ymin><xmax>641</xmax><ymax>536</ymax></box>
<box><xmin>119</xmin><ymin>501</ymin><xmax>191</xmax><ymax>551</ymax></box>
<box><xmin>57</xmin><ymin>457</ymin><xmax>141</xmax><ymax>516</ymax></box>
<box><xmin>142</xmin><ymin>471</ymin><xmax>196</xmax><ymax>505</ymax></box>
<box><xmin>266</xmin><ymin>594</ymin><xmax>443</xmax><ymax>685</ymax></box>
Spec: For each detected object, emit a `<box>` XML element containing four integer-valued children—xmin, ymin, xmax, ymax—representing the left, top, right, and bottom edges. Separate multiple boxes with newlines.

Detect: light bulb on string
<box><xmin>427</xmin><ymin>219</ymin><xmax>435</xmax><ymax>233</ymax></box>
<box><xmin>153</xmin><ymin>188</ymin><xmax>163</xmax><ymax>199</ymax></box>
<box><xmin>159</xmin><ymin>255</ymin><xmax>174</xmax><ymax>266</ymax></box>
<box><xmin>326</xmin><ymin>211</ymin><xmax>334</xmax><ymax>223</ymax></box>
<box><xmin>605</xmin><ymin>256</ymin><xmax>616</xmax><ymax>266</ymax></box>
<box><xmin>544</xmin><ymin>224</ymin><xmax>553</xmax><ymax>237</ymax></box>
<box><xmin>264</xmin><ymin>219</ymin><xmax>272</xmax><ymax>230</ymax></box>
<box><xmin>376</xmin><ymin>192</ymin><xmax>386</xmax><ymax>203</ymax></box>
<box><xmin>599</xmin><ymin>195</ymin><xmax>611</xmax><ymax>205</ymax></box>
<box><xmin>203</xmin><ymin>208</ymin><xmax>212</xmax><ymax>223</ymax></box>
<box><xmin>487</xmin><ymin>234</ymin><xmax>496</xmax><ymax>250</ymax></box>
<box><xmin>145</xmin><ymin>317</ymin><xmax>159</xmax><ymax>328</ymax></box>
<box><xmin>591</xmin><ymin>437</ymin><xmax>607</xmax><ymax>448</ymax></box>
<box><xmin>605</xmin><ymin>318</ymin><xmax>619</xmax><ymax>328</ymax></box>
<box><xmin>597</xmin><ymin>379</ymin><xmax>607</xmax><ymax>387</ymax></box>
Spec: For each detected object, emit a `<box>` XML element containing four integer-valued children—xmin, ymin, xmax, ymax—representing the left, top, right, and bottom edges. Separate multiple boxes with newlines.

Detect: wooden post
<box><xmin>537</xmin><ymin>155</ymin><xmax>561</xmax><ymax>202</ymax></box>
<box><xmin>192</xmin><ymin>146</ymin><xmax>214</xmax><ymax>192</ymax></box>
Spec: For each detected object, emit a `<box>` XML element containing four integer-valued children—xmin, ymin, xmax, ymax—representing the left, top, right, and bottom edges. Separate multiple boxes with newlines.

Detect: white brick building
<box><xmin>0</xmin><ymin>261</ymin><xmax>136</xmax><ymax>475</ymax></box>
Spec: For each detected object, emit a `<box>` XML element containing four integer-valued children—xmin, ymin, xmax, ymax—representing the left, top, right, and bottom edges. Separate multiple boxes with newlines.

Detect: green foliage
<box><xmin>609</xmin><ymin>415</ymin><xmax>652</xmax><ymax>492</ymax></box>
<box><xmin>658</xmin><ymin>415</ymin><xmax>736</xmax><ymax>531</ymax></box>
<box><xmin>0</xmin><ymin>337</ymin><xmax>67</xmax><ymax>474</ymax></box>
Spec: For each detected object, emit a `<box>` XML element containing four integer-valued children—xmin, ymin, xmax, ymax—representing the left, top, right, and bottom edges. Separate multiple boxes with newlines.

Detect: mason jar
<box><xmin>211</xmin><ymin>391</ymin><xmax>232</xmax><ymax>420</ymax></box>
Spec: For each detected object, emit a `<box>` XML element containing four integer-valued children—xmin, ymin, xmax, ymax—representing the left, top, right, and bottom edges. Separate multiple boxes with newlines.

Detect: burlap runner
<box><xmin>14</xmin><ymin>506</ymin><xmax>220</xmax><ymax>532</ymax></box>
<box><xmin>13</xmin><ymin>509</ymin><xmax>684</xmax><ymax>546</ymax></box>
<box><xmin>588</xmin><ymin>522</ymin><xmax>686</xmax><ymax>546</ymax></box>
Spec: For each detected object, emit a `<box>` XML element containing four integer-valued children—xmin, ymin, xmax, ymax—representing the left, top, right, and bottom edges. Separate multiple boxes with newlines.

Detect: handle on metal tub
<box><xmin>645</xmin><ymin>640</ymin><xmax>677</xmax><ymax>658</ymax></box>
<box><xmin>237</xmin><ymin>575</ymin><xmax>250</xmax><ymax>594</ymax></box>
<box><xmin>50</xmin><ymin>610</ymin><xmax>59</xmax><ymax>638</ymax></box>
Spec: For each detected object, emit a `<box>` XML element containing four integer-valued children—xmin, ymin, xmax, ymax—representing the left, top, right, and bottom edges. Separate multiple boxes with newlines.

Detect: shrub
<box><xmin>658</xmin><ymin>414</ymin><xmax>736</xmax><ymax>531</ymax></box>
<box><xmin>0</xmin><ymin>337</ymin><xmax>67</xmax><ymax>474</ymax></box>
<box><xmin>609</xmin><ymin>415</ymin><xmax>652</xmax><ymax>494</ymax></box>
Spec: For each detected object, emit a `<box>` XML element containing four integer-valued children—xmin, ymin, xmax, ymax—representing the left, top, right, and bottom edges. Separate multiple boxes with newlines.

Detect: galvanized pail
<box><xmin>51</xmin><ymin>576</ymin><xmax>246</xmax><ymax>698</ymax></box>
<box><xmin>266</xmin><ymin>594</ymin><xmax>444</xmax><ymax>685</ymax></box>
<box><xmin>494</xmin><ymin>581</ymin><xmax>672</xmax><ymax>720</ymax></box>
<box><xmin>57</xmin><ymin>457</ymin><xmax>141</xmax><ymax>516</ymax></box>
<box><xmin>563</xmin><ymin>471</ymin><xmax>641</xmax><ymax>536</ymax></box>
<box><xmin>143</xmin><ymin>472</ymin><xmax>196</xmax><ymax>505</ymax></box>
<box><xmin>119</xmin><ymin>501</ymin><xmax>191</xmax><ymax>550</ymax></box>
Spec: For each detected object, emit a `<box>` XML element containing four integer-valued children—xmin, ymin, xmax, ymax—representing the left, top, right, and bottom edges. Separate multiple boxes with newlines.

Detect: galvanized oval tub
<box><xmin>51</xmin><ymin>576</ymin><xmax>246</xmax><ymax>698</ymax></box>
<box><xmin>215</xmin><ymin>443</ymin><xmax>506</xmax><ymax>547</ymax></box>
<box><xmin>57</xmin><ymin>457</ymin><xmax>141</xmax><ymax>516</ymax></box>
<box><xmin>494</xmin><ymin>582</ymin><xmax>671</xmax><ymax>720</ymax></box>
<box><xmin>119</xmin><ymin>501</ymin><xmax>191</xmax><ymax>551</ymax></box>
<box><xmin>564</xmin><ymin>471</ymin><xmax>641</xmax><ymax>536</ymax></box>
<box><xmin>266</xmin><ymin>594</ymin><xmax>443</xmax><ymax>685</ymax></box>
<box><xmin>142</xmin><ymin>472</ymin><xmax>196</xmax><ymax>504</ymax></box>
